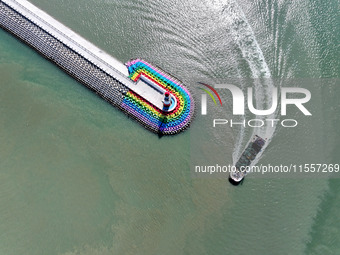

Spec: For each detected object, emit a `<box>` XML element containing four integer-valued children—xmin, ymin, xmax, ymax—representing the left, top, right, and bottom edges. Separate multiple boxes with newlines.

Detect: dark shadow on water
<box><xmin>228</xmin><ymin>176</ymin><xmax>244</xmax><ymax>186</ymax></box>
<box><xmin>157</xmin><ymin>105</ymin><xmax>170</xmax><ymax>138</ymax></box>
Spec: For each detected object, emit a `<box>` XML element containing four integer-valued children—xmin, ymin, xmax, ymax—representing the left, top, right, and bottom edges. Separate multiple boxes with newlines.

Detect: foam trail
<box><xmin>221</xmin><ymin>0</ymin><xmax>278</xmax><ymax>164</ymax></box>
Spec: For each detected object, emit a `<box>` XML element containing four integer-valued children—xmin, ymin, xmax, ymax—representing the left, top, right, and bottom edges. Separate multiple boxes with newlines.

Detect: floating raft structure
<box><xmin>123</xmin><ymin>59</ymin><xmax>194</xmax><ymax>135</ymax></box>
<box><xmin>0</xmin><ymin>0</ymin><xmax>194</xmax><ymax>135</ymax></box>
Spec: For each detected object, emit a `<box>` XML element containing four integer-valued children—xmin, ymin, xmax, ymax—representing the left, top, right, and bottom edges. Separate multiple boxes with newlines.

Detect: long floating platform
<box><xmin>0</xmin><ymin>0</ymin><xmax>194</xmax><ymax>135</ymax></box>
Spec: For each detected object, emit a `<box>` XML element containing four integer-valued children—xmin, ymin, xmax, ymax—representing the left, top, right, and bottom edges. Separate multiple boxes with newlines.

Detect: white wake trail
<box><xmin>221</xmin><ymin>0</ymin><xmax>278</xmax><ymax>164</ymax></box>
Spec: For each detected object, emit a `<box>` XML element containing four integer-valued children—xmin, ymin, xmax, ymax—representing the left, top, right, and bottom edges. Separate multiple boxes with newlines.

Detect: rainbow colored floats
<box><xmin>122</xmin><ymin>59</ymin><xmax>195</xmax><ymax>135</ymax></box>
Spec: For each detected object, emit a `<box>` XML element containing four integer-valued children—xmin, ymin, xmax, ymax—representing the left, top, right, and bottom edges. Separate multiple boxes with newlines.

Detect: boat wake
<box><xmin>222</xmin><ymin>0</ymin><xmax>278</xmax><ymax>166</ymax></box>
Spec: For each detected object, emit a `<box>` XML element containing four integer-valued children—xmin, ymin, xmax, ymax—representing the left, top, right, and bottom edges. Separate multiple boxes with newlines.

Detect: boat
<box><xmin>229</xmin><ymin>135</ymin><xmax>266</xmax><ymax>185</ymax></box>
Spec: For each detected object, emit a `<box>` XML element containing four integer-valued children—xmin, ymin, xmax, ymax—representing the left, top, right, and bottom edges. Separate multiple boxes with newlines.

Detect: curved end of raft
<box><xmin>121</xmin><ymin>59</ymin><xmax>195</xmax><ymax>135</ymax></box>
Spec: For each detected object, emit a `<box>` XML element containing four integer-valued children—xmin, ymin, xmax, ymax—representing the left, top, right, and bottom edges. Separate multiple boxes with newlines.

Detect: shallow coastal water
<box><xmin>0</xmin><ymin>0</ymin><xmax>339</xmax><ymax>254</ymax></box>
